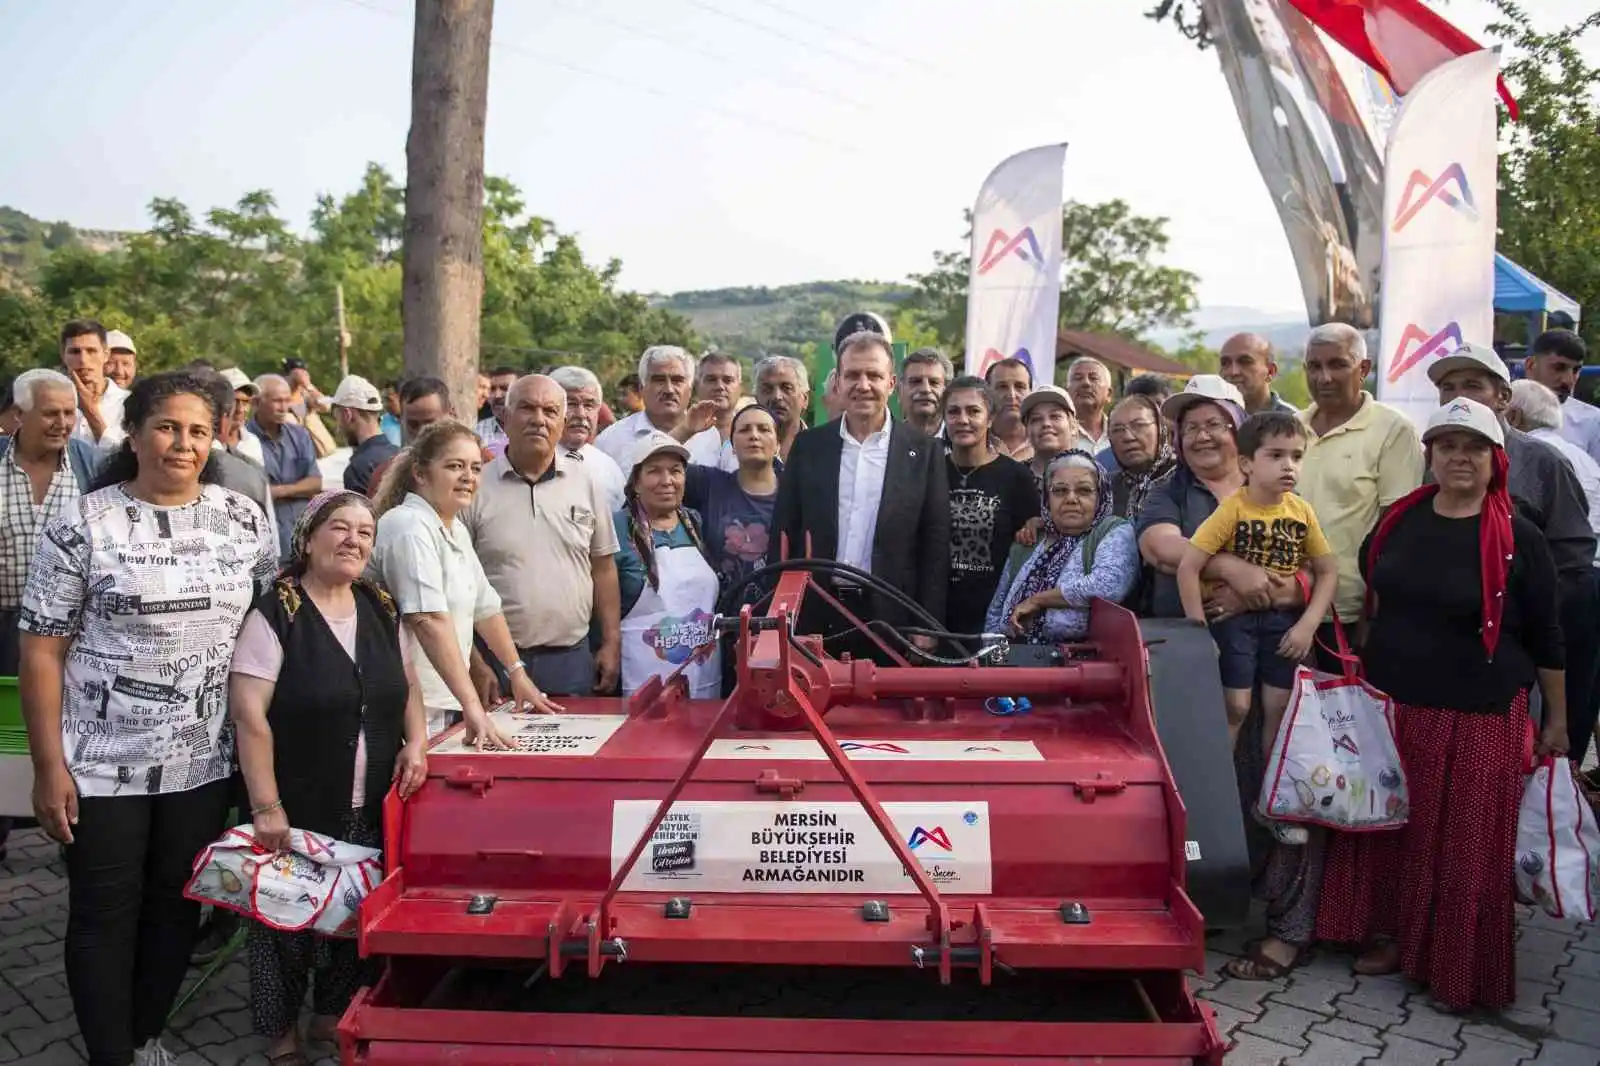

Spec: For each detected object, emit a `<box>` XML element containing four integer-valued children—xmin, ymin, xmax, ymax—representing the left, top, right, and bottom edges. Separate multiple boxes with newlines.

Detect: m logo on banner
<box><xmin>1392</xmin><ymin>164</ymin><xmax>1478</xmax><ymax>232</ymax></box>
<box><xmin>1388</xmin><ymin>322</ymin><xmax>1465</xmax><ymax>383</ymax></box>
<box><xmin>976</xmin><ymin>227</ymin><xmax>1046</xmax><ymax>274</ymax></box>
<box><xmin>976</xmin><ymin>347</ymin><xmax>1035</xmax><ymax>377</ymax></box>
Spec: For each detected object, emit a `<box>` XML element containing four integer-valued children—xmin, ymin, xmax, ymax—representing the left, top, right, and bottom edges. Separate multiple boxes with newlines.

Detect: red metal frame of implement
<box><xmin>341</xmin><ymin>557</ymin><xmax>1226</xmax><ymax>1064</ymax></box>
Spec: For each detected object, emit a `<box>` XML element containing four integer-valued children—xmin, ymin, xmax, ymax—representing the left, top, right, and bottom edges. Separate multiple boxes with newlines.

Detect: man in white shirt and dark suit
<box><xmin>769</xmin><ymin>314</ymin><xmax>950</xmax><ymax>656</ymax></box>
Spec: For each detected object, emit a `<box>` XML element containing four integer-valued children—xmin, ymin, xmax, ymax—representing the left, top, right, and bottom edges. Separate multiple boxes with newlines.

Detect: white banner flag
<box><xmin>1376</xmin><ymin>51</ymin><xmax>1498</xmax><ymax>430</ymax></box>
<box><xmin>964</xmin><ymin>144</ymin><xmax>1066</xmax><ymax>386</ymax></box>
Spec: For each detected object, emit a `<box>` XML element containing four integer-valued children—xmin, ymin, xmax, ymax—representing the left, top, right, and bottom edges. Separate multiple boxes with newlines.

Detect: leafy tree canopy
<box><xmin>0</xmin><ymin>163</ymin><xmax>697</xmax><ymax>389</ymax></box>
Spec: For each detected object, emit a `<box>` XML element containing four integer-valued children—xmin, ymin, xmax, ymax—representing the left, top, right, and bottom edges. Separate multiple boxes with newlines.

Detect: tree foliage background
<box><xmin>903</xmin><ymin>199</ymin><xmax>1203</xmax><ymax>383</ymax></box>
<box><xmin>1147</xmin><ymin>0</ymin><xmax>1600</xmax><ymax>352</ymax></box>
<box><xmin>0</xmin><ymin>163</ymin><xmax>698</xmax><ymax>388</ymax></box>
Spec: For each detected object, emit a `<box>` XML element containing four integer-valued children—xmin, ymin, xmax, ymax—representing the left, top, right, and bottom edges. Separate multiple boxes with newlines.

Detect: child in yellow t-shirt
<box><xmin>1177</xmin><ymin>412</ymin><xmax>1339</xmax><ymax>845</ymax></box>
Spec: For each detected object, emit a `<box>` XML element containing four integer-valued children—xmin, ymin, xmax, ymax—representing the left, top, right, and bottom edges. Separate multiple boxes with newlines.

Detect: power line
<box><xmin>740</xmin><ymin>0</ymin><xmax>966</xmax><ymax>82</ymax></box>
<box><xmin>541</xmin><ymin>0</ymin><xmax>876</xmax><ymax>114</ymax></box>
<box><xmin>332</xmin><ymin>0</ymin><xmax>867</xmax><ymax>155</ymax></box>
<box><xmin>677</xmin><ymin>0</ymin><xmax>902</xmax><ymax>73</ymax></box>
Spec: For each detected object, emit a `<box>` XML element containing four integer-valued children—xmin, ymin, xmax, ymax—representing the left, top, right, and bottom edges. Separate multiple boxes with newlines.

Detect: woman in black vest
<box><xmin>229</xmin><ymin>490</ymin><xmax>427</xmax><ymax>1066</ymax></box>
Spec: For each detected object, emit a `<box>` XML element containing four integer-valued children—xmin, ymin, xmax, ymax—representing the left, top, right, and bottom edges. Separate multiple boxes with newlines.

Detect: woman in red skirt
<box><xmin>1317</xmin><ymin>396</ymin><xmax>1569</xmax><ymax>1012</ymax></box>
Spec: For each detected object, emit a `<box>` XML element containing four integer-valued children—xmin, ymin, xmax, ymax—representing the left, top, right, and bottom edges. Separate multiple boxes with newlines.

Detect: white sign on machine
<box><xmin>610</xmin><ymin>800</ymin><xmax>993</xmax><ymax>894</ymax></box>
<box><xmin>705</xmin><ymin>738</ymin><xmax>1043</xmax><ymax>761</ymax></box>
<box><xmin>429</xmin><ymin>713</ymin><xmax>628</xmax><ymax>756</ymax></box>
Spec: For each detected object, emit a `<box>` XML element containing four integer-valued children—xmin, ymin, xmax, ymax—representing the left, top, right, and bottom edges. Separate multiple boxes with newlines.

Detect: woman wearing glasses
<box><xmin>1134</xmin><ymin>374</ymin><xmax>1320</xmax><ymax>982</ymax></box>
<box><xmin>1102</xmin><ymin>394</ymin><xmax>1178</xmax><ymax>522</ymax></box>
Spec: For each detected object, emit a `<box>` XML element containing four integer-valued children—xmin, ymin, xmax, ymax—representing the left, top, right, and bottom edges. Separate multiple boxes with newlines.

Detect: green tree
<box><xmin>904</xmin><ymin>199</ymin><xmax>1201</xmax><ymax>363</ymax></box>
<box><xmin>1490</xmin><ymin>1</ymin><xmax>1600</xmax><ymax>350</ymax></box>
<box><xmin>0</xmin><ymin>165</ymin><xmax>698</xmax><ymax>386</ymax></box>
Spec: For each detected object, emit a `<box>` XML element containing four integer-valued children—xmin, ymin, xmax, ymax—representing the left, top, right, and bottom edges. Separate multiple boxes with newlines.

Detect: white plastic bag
<box><xmin>184</xmin><ymin>825</ymin><xmax>383</xmax><ymax>938</ymax></box>
<box><xmin>1258</xmin><ymin>666</ymin><xmax>1409</xmax><ymax>831</ymax></box>
<box><xmin>1515</xmin><ymin>757</ymin><xmax>1600</xmax><ymax>921</ymax></box>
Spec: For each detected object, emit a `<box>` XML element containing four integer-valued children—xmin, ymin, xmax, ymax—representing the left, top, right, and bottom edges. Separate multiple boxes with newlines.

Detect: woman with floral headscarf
<box><xmin>613</xmin><ymin>431</ymin><xmax>720</xmax><ymax>697</ymax></box>
<box><xmin>229</xmin><ymin>490</ymin><xmax>429</xmax><ymax>1065</ymax></box>
<box><xmin>985</xmin><ymin>450</ymin><xmax>1139</xmax><ymax>643</ymax></box>
<box><xmin>1318</xmin><ymin>398</ymin><xmax>1567</xmax><ymax>1013</ymax></box>
<box><xmin>1104</xmin><ymin>393</ymin><xmax>1178</xmax><ymax>521</ymax></box>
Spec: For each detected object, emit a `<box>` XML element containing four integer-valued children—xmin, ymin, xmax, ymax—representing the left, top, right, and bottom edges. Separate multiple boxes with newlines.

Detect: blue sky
<box><xmin>1</xmin><ymin>0</ymin><xmax>1593</xmax><ymax>315</ymax></box>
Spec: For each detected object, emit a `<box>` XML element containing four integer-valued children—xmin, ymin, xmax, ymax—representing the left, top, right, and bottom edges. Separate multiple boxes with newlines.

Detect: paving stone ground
<box><xmin>2</xmin><ymin>825</ymin><xmax>1598</xmax><ymax>1065</ymax></box>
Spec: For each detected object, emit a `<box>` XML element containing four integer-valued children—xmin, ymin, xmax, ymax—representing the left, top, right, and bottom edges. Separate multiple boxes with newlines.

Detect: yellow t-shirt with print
<box><xmin>1189</xmin><ymin>489</ymin><xmax>1333</xmax><ymax>577</ymax></box>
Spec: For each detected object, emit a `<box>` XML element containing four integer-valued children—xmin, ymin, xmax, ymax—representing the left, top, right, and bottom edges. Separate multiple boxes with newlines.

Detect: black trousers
<box><xmin>248</xmin><ymin>808</ymin><xmax>382</xmax><ymax>1038</ymax></box>
<box><xmin>65</xmin><ymin>778</ymin><xmax>230</xmax><ymax>1066</ymax></box>
<box><xmin>0</xmin><ymin>608</ymin><xmax>15</xmax><ymax>852</ymax></box>
<box><xmin>1562</xmin><ymin>570</ymin><xmax>1600</xmax><ymax>762</ymax></box>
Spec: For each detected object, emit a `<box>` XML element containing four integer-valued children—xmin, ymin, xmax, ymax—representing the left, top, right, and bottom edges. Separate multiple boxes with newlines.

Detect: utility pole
<box><xmin>402</xmin><ymin>0</ymin><xmax>494</xmax><ymax>420</ymax></box>
<box><xmin>335</xmin><ymin>282</ymin><xmax>350</xmax><ymax>379</ymax></box>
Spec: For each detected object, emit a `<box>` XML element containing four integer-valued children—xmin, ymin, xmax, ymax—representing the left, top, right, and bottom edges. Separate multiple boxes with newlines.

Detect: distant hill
<box><xmin>1147</xmin><ymin>306</ymin><xmax>1312</xmax><ymax>359</ymax></box>
<box><xmin>0</xmin><ymin>205</ymin><xmax>131</xmax><ymax>286</ymax></box>
<box><xmin>654</xmin><ymin>280</ymin><xmax>915</xmax><ymax>359</ymax></box>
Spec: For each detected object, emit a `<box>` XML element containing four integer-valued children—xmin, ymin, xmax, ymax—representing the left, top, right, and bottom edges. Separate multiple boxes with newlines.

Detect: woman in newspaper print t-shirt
<box><xmin>17</xmin><ymin>370</ymin><xmax>277</xmax><ymax>1066</ymax></box>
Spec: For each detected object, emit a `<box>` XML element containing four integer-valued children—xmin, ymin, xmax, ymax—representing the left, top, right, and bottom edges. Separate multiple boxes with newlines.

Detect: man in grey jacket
<box><xmin>1430</xmin><ymin>345</ymin><xmax>1597</xmax><ymax>756</ymax></box>
<box><xmin>1430</xmin><ymin>345</ymin><xmax>1597</xmax><ymax>583</ymax></box>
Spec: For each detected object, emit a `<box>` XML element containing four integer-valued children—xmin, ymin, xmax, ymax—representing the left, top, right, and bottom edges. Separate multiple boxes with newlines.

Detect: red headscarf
<box><xmin>1364</xmin><ymin>445</ymin><xmax>1513</xmax><ymax>660</ymax></box>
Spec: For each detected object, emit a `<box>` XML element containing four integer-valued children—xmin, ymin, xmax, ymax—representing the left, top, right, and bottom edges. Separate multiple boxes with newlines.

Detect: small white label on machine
<box><xmin>429</xmin><ymin>713</ymin><xmax>627</xmax><ymax>756</ymax></box>
<box><xmin>705</xmin><ymin>739</ymin><xmax>1043</xmax><ymax>761</ymax></box>
<box><xmin>611</xmin><ymin>800</ymin><xmax>993</xmax><ymax>894</ymax></box>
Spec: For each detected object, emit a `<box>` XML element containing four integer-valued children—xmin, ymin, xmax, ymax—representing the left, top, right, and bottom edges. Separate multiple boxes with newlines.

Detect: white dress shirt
<box><xmin>837</xmin><ymin>412</ymin><xmax>892</xmax><ymax>574</ymax></box>
<box><xmin>1074</xmin><ymin>425</ymin><xmax>1110</xmax><ymax>455</ymax></box>
<box><xmin>1531</xmin><ymin>426</ymin><xmax>1600</xmax><ymax>565</ymax></box>
<box><xmin>235</xmin><ymin>428</ymin><xmax>265</xmax><ymax>467</ymax></box>
<box><xmin>592</xmin><ymin>410</ymin><xmax>721</xmax><ymax>473</ymax></box>
<box><xmin>70</xmin><ymin>380</ymin><xmax>128</xmax><ymax>452</ymax></box>
<box><xmin>1558</xmin><ymin>397</ymin><xmax>1600</xmax><ymax>466</ymax></box>
<box><xmin>708</xmin><ymin>437</ymin><xmax>741</xmax><ymax>473</ymax></box>
<box><xmin>568</xmin><ymin>442</ymin><xmax>627</xmax><ymax>513</ymax></box>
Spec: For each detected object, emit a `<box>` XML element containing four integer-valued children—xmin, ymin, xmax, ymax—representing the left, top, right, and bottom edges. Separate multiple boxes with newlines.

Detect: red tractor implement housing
<box><xmin>339</xmin><ymin>558</ymin><xmax>1238</xmax><ymax>1065</ymax></box>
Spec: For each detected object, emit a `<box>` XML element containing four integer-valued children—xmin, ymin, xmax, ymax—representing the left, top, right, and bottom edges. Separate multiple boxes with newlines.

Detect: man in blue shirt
<box><xmin>250</xmin><ymin>374</ymin><xmax>322</xmax><ymax>560</ymax></box>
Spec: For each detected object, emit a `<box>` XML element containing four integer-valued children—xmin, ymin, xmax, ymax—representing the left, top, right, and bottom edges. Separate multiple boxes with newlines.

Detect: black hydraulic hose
<box><xmin>717</xmin><ymin>558</ymin><xmax>947</xmax><ymax>637</ymax></box>
<box><xmin>864</xmin><ymin>620</ymin><xmax>1007</xmax><ymax>666</ymax></box>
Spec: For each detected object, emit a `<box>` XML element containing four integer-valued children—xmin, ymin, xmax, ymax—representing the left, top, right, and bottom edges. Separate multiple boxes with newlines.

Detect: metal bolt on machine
<box><xmin>339</xmin><ymin>551</ymin><xmax>1249</xmax><ymax>1064</ymax></box>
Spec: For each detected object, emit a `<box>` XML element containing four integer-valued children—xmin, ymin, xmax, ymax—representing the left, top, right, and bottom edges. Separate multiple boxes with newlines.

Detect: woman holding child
<box><xmin>1135</xmin><ymin>375</ymin><xmax>1323</xmax><ymax>981</ymax></box>
<box><xmin>1317</xmin><ymin>397</ymin><xmax>1568</xmax><ymax>1013</ymax></box>
<box><xmin>1177</xmin><ymin>409</ymin><xmax>1340</xmax><ymax>847</ymax></box>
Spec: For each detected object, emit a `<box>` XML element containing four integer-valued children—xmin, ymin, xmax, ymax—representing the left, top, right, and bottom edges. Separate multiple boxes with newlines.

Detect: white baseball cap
<box><xmin>1161</xmin><ymin>374</ymin><xmax>1246</xmax><ymax>424</ymax></box>
<box><xmin>1423</xmin><ymin>396</ymin><xmax>1505</xmax><ymax>448</ymax></box>
<box><xmin>330</xmin><ymin>374</ymin><xmax>383</xmax><ymax>412</ymax></box>
<box><xmin>630</xmin><ymin>430</ymin><xmax>691</xmax><ymax>471</ymax></box>
<box><xmin>1019</xmin><ymin>384</ymin><xmax>1074</xmax><ymax>423</ymax></box>
<box><xmin>1425</xmin><ymin>342</ymin><xmax>1508</xmax><ymax>385</ymax></box>
<box><xmin>220</xmin><ymin>368</ymin><xmax>257</xmax><ymax>396</ymax></box>
<box><xmin>105</xmin><ymin>329</ymin><xmax>136</xmax><ymax>354</ymax></box>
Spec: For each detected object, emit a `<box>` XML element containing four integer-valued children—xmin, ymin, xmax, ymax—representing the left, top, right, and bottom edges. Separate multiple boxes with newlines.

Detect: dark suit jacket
<box><xmin>769</xmin><ymin>416</ymin><xmax>951</xmax><ymax>626</ymax></box>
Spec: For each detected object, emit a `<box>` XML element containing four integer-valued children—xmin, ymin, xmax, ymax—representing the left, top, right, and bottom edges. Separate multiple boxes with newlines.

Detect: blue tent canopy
<box><xmin>1495</xmin><ymin>253</ymin><xmax>1581</xmax><ymax>321</ymax></box>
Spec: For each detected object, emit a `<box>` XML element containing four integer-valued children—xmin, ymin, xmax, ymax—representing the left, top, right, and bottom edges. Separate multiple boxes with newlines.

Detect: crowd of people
<box><xmin>2</xmin><ymin>311</ymin><xmax>1599</xmax><ymax>1063</ymax></box>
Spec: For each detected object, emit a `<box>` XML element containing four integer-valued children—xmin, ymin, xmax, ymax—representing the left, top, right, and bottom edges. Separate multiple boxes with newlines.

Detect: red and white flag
<box><xmin>1286</xmin><ymin>0</ymin><xmax>1518</xmax><ymax>117</ymax></box>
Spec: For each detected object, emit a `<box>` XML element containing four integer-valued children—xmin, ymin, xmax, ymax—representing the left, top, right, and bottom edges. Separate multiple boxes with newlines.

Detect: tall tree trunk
<box><xmin>403</xmin><ymin>0</ymin><xmax>493</xmax><ymax>423</ymax></box>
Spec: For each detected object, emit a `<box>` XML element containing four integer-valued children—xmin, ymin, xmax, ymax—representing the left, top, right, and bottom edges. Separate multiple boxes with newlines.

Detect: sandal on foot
<box><xmin>266</xmin><ymin>1052</ymin><xmax>308</xmax><ymax>1066</ymax></box>
<box><xmin>306</xmin><ymin>1016</ymin><xmax>340</xmax><ymax>1043</ymax></box>
<box><xmin>1352</xmin><ymin>940</ymin><xmax>1400</xmax><ymax>976</ymax></box>
<box><xmin>1221</xmin><ymin>944</ymin><xmax>1301</xmax><ymax>981</ymax></box>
